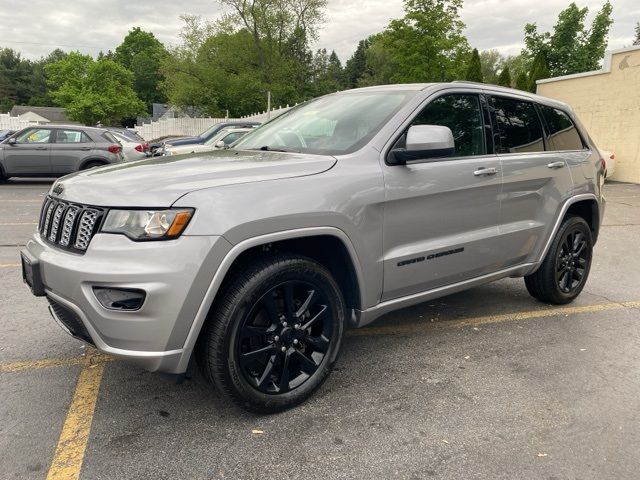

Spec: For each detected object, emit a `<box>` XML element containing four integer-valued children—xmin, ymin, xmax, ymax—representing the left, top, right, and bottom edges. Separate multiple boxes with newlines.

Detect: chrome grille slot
<box><xmin>37</xmin><ymin>196</ymin><xmax>103</xmax><ymax>253</ymax></box>
<box><xmin>74</xmin><ymin>209</ymin><xmax>99</xmax><ymax>251</ymax></box>
<box><xmin>59</xmin><ymin>206</ymin><xmax>80</xmax><ymax>247</ymax></box>
<box><xmin>48</xmin><ymin>203</ymin><xmax>66</xmax><ymax>242</ymax></box>
<box><xmin>42</xmin><ymin>201</ymin><xmax>56</xmax><ymax>237</ymax></box>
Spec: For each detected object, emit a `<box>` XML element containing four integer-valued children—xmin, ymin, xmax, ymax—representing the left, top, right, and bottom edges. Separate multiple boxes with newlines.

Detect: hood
<box><xmin>167</xmin><ymin>144</ymin><xmax>213</xmax><ymax>155</ymax></box>
<box><xmin>51</xmin><ymin>150</ymin><xmax>337</xmax><ymax>207</ymax></box>
<box><xmin>165</xmin><ymin>136</ymin><xmax>203</xmax><ymax>146</ymax></box>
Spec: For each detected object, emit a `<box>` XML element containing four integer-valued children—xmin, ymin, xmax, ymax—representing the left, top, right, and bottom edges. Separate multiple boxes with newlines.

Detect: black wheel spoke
<box><xmin>300</xmin><ymin>304</ymin><xmax>327</xmax><ymax>330</ymax></box>
<box><xmin>278</xmin><ymin>350</ymin><xmax>292</xmax><ymax>392</ymax></box>
<box><xmin>295</xmin><ymin>289</ymin><xmax>315</xmax><ymax>318</ymax></box>
<box><xmin>241</xmin><ymin>344</ymin><xmax>274</xmax><ymax>359</ymax></box>
<box><xmin>256</xmin><ymin>354</ymin><xmax>277</xmax><ymax>387</ymax></box>
<box><xmin>283</xmin><ymin>283</ymin><xmax>295</xmax><ymax>321</ymax></box>
<box><xmin>304</xmin><ymin>334</ymin><xmax>329</xmax><ymax>353</ymax></box>
<box><xmin>294</xmin><ymin>350</ymin><xmax>318</xmax><ymax>375</ymax></box>
<box><xmin>242</xmin><ymin>325</ymin><xmax>271</xmax><ymax>339</ymax></box>
<box><xmin>262</xmin><ymin>293</ymin><xmax>280</xmax><ymax>325</ymax></box>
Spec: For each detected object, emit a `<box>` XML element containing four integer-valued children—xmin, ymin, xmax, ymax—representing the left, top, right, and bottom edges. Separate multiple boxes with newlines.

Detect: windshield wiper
<box><xmin>251</xmin><ymin>145</ymin><xmax>298</xmax><ymax>153</ymax></box>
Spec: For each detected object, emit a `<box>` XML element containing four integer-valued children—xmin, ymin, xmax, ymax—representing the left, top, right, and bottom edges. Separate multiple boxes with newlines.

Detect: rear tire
<box><xmin>197</xmin><ymin>254</ymin><xmax>345</xmax><ymax>413</ymax></box>
<box><xmin>525</xmin><ymin>215</ymin><xmax>593</xmax><ymax>304</ymax></box>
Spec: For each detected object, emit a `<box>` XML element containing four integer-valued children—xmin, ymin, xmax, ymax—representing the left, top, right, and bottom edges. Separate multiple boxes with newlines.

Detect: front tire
<box><xmin>197</xmin><ymin>254</ymin><xmax>345</xmax><ymax>413</ymax></box>
<box><xmin>525</xmin><ymin>215</ymin><xmax>593</xmax><ymax>304</ymax></box>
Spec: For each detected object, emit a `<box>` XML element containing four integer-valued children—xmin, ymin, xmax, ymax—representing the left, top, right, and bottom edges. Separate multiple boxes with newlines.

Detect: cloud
<box><xmin>0</xmin><ymin>0</ymin><xmax>635</xmax><ymax>63</ymax></box>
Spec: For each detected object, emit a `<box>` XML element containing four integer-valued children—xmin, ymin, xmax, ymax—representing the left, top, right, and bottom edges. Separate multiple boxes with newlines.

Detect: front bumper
<box><xmin>24</xmin><ymin>233</ymin><xmax>232</xmax><ymax>373</ymax></box>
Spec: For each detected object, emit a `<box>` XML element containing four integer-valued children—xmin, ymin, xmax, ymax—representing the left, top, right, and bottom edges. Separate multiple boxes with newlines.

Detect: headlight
<box><xmin>101</xmin><ymin>208</ymin><xmax>194</xmax><ymax>240</ymax></box>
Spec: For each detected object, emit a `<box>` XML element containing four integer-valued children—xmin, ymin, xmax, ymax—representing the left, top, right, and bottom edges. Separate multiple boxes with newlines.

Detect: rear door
<box><xmin>2</xmin><ymin>128</ymin><xmax>52</xmax><ymax>175</ymax></box>
<box><xmin>489</xmin><ymin>95</ymin><xmax>574</xmax><ymax>267</ymax></box>
<box><xmin>50</xmin><ymin>128</ymin><xmax>94</xmax><ymax>174</ymax></box>
<box><xmin>381</xmin><ymin>91</ymin><xmax>503</xmax><ymax>301</ymax></box>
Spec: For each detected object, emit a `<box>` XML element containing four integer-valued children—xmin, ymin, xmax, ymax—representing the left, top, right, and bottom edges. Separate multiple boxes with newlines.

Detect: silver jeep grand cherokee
<box><xmin>22</xmin><ymin>83</ymin><xmax>605</xmax><ymax>412</ymax></box>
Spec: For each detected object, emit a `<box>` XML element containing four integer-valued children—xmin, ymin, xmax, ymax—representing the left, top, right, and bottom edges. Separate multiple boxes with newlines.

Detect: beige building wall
<box><xmin>537</xmin><ymin>46</ymin><xmax>640</xmax><ymax>184</ymax></box>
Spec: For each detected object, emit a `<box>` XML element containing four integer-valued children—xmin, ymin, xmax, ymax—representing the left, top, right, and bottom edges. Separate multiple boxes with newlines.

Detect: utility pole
<box><xmin>267</xmin><ymin>91</ymin><xmax>271</xmax><ymax>120</ymax></box>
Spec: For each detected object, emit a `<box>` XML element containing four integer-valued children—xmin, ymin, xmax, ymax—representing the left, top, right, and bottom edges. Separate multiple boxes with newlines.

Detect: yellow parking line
<box><xmin>46</xmin><ymin>363</ymin><xmax>105</xmax><ymax>480</ymax></box>
<box><xmin>0</xmin><ymin>356</ymin><xmax>85</xmax><ymax>373</ymax></box>
<box><xmin>349</xmin><ymin>300</ymin><xmax>640</xmax><ymax>336</ymax></box>
<box><xmin>0</xmin><ymin>263</ymin><xmax>20</xmax><ymax>268</ymax></box>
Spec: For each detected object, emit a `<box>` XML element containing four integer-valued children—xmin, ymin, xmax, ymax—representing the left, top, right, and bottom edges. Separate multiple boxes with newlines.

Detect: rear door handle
<box><xmin>35</xmin><ymin>146</ymin><xmax>47</xmax><ymax>150</ymax></box>
<box><xmin>547</xmin><ymin>161</ymin><xmax>565</xmax><ymax>169</ymax></box>
<box><xmin>79</xmin><ymin>147</ymin><xmax>91</xmax><ymax>151</ymax></box>
<box><xmin>473</xmin><ymin>167</ymin><xmax>498</xmax><ymax>176</ymax></box>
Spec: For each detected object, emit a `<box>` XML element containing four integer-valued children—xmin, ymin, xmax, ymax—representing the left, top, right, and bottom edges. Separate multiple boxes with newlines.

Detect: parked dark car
<box><xmin>0</xmin><ymin>130</ymin><xmax>16</xmax><ymax>142</ymax></box>
<box><xmin>149</xmin><ymin>121</ymin><xmax>261</xmax><ymax>155</ymax></box>
<box><xmin>0</xmin><ymin>125</ymin><xmax>124</xmax><ymax>180</ymax></box>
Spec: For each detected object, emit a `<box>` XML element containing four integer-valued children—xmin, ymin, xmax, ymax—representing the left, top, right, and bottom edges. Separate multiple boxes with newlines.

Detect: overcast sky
<box><xmin>1</xmin><ymin>0</ymin><xmax>638</xmax><ymax>62</ymax></box>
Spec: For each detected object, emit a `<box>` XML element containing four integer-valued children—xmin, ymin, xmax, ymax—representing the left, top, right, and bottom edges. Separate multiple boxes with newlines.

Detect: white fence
<box><xmin>0</xmin><ymin>113</ymin><xmax>36</xmax><ymax>131</ymax></box>
<box><xmin>129</xmin><ymin>105</ymin><xmax>293</xmax><ymax>141</ymax></box>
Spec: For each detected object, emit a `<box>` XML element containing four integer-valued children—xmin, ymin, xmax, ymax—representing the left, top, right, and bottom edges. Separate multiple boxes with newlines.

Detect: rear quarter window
<box><xmin>538</xmin><ymin>105</ymin><xmax>585</xmax><ymax>151</ymax></box>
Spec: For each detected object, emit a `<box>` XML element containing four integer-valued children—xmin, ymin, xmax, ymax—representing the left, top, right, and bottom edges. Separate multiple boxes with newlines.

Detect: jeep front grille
<box><xmin>38</xmin><ymin>196</ymin><xmax>104</xmax><ymax>253</ymax></box>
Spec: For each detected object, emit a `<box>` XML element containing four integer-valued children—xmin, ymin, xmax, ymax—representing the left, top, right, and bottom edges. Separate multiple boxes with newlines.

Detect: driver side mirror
<box><xmin>7</xmin><ymin>137</ymin><xmax>16</xmax><ymax>145</ymax></box>
<box><xmin>388</xmin><ymin>125</ymin><xmax>455</xmax><ymax>165</ymax></box>
<box><xmin>214</xmin><ymin>140</ymin><xmax>225</xmax><ymax>148</ymax></box>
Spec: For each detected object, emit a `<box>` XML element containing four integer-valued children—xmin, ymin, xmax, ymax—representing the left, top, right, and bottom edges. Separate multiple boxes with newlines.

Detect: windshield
<box><xmin>199</xmin><ymin>124</ymin><xmax>224</xmax><ymax>139</ymax></box>
<box><xmin>233</xmin><ymin>91</ymin><xmax>417</xmax><ymax>155</ymax></box>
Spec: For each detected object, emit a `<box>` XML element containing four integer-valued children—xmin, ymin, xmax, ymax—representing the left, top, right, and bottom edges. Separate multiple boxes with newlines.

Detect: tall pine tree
<box><xmin>464</xmin><ymin>48</ymin><xmax>483</xmax><ymax>82</ymax></box>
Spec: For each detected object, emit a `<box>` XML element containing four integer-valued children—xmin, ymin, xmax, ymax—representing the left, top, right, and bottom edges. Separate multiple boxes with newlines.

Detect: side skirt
<box><xmin>354</xmin><ymin>263</ymin><xmax>535</xmax><ymax>327</ymax></box>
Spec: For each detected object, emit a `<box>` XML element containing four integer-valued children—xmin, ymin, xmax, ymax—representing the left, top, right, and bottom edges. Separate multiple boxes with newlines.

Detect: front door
<box><xmin>381</xmin><ymin>92</ymin><xmax>502</xmax><ymax>301</ymax></box>
<box><xmin>3</xmin><ymin>128</ymin><xmax>52</xmax><ymax>175</ymax></box>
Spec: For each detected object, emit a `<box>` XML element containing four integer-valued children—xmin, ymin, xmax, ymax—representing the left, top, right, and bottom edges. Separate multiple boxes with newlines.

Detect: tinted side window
<box><xmin>491</xmin><ymin>97</ymin><xmax>544</xmax><ymax>154</ymax></box>
<box><xmin>16</xmin><ymin>128</ymin><xmax>52</xmax><ymax>143</ymax></box>
<box><xmin>412</xmin><ymin>94</ymin><xmax>485</xmax><ymax>157</ymax></box>
<box><xmin>539</xmin><ymin>106</ymin><xmax>584</xmax><ymax>151</ymax></box>
<box><xmin>55</xmin><ymin>130</ymin><xmax>90</xmax><ymax>143</ymax></box>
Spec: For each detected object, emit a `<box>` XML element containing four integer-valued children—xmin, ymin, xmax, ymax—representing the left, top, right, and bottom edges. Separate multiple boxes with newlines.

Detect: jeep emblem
<box><xmin>52</xmin><ymin>183</ymin><xmax>64</xmax><ymax>196</ymax></box>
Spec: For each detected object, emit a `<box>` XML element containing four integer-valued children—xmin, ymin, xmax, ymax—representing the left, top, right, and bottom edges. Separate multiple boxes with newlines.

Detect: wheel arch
<box><xmin>79</xmin><ymin>158</ymin><xmax>108</xmax><ymax>170</ymax></box>
<box><xmin>176</xmin><ymin>227</ymin><xmax>365</xmax><ymax>372</ymax></box>
<box><xmin>534</xmin><ymin>194</ymin><xmax>600</xmax><ymax>268</ymax></box>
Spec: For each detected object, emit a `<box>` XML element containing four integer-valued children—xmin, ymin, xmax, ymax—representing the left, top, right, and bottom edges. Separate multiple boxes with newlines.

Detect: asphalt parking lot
<box><xmin>1</xmin><ymin>179</ymin><xmax>639</xmax><ymax>480</ymax></box>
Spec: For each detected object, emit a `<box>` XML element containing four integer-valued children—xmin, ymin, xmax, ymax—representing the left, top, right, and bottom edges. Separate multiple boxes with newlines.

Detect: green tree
<box><xmin>464</xmin><ymin>48</ymin><xmax>483</xmax><ymax>82</ymax></box>
<box><xmin>0</xmin><ymin>49</ymin><xmax>36</xmax><ymax>111</ymax></box>
<box><xmin>515</xmin><ymin>71</ymin><xmax>529</xmax><ymax>90</ymax></box>
<box><xmin>527</xmin><ymin>50</ymin><xmax>550</xmax><ymax>92</ymax></box>
<box><xmin>115</xmin><ymin>28</ymin><xmax>168</xmax><ymax>109</ymax></box>
<box><xmin>46</xmin><ymin>52</ymin><xmax>145</xmax><ymax>125</ymax></box>
<box><xmin>380</xmin><ymin>0</ymin><xmax>469</xmax><ymax>83</ymax></box>
<box><xmin>480</xmin><ymin>49</ymin><xmax>503</xmax><ymax>84</ymax></box>
<box><xmin>497</xmin><ymin>65</ymin><xmax>511</xmax><ymax>87</ymax></box>
<box><xmin>344</xmin><ymin>39</ymin><xmax>370</xmax><ymax>87</ymax></box>
<box><xmin>635</xmin><ymin>22</ymin><xmax>640</xmax><ymax>45</ymax></box>
<box><xmin>524</xmin><ymin>1</ymin><xmax>613</xmax><ymax>76</ymax></box>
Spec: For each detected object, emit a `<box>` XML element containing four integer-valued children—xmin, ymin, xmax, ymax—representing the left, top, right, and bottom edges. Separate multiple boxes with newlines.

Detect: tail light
<box><xmin>135</xmin><ymin>143</ymin><xmax>150</xmax><ymax>153</ymax></box>
<box><xmin>108</xmin><ymin>144</ymin><xmax>122</xmax><ymax>154</ymax></box>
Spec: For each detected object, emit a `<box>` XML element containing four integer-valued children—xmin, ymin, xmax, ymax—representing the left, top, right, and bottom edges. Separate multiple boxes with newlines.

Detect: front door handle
<box><xmin>35</xmin><ymin>146</ymin><xmax>47</xmax><ymax>150</ymax></box>
<box><xmin>473</xmin><ymin>167</ymin><xmax>498</xmax><ymax>176</ymax></box>
<box><xmin>547</xmin><ymin>161</ymin><xmax>565</xmax><ymax>169</ymax></box>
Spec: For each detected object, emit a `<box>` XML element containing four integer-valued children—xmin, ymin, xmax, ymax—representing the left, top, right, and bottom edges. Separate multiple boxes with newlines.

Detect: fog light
<box><xmin>93</xmin><ymin>287</ymin><xmax>146</xmax><ymax>311</ymax></box>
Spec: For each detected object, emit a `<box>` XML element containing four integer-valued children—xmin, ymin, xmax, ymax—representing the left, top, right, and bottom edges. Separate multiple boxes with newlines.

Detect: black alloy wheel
<box><xmin>197</xmin><ymin>254</ymin><xmax>345</xmax><ymax>413</ymax></box>
<box><xmin>525</xmin><ymin>215</ymin><xmax>593</xmax><ymax>304</ymax></box>
<box><xmin>237</xmin><ymin>281</ymin><xmax>333</xmax><ymax>394</ymax></box>
<box><xmin>555</xmin><ymin>227</ymin><xmax>590</xmax><ymax>294</ymax></box>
